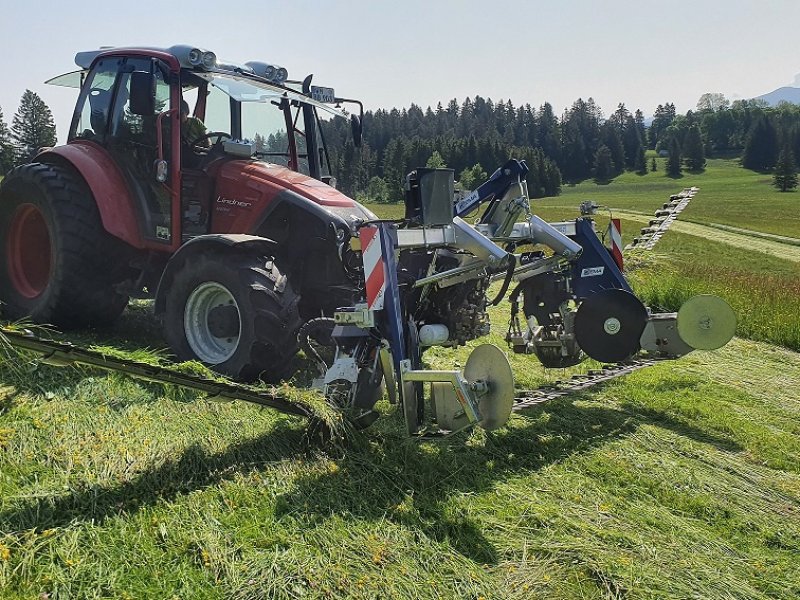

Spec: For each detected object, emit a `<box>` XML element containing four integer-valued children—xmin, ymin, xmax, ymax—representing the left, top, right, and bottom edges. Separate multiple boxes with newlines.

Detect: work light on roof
<box><xmin>169</xmin><ymin>45</ymin><xmax>216</xmax><ymax>70</ymax></box>
<box><xmin>188</xmin><ymin>48</ymin><xmax>202</xmax><ymax>65</ymax></box>
<box><xmin>245</xmin><ymin>61</ymin><xmax>288</xmax><ymax>84</ymax></box>
<box><xmin>201</xmin><ymin>51</ymin><xmax>216</xmax><ymax>69</ymax></box>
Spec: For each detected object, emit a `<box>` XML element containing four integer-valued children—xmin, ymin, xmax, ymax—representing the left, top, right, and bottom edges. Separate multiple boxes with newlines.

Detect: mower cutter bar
<box><xmin>625</xmin><ymin>187</ymin><xmax>698</xmax><ymax>252</ymax></box>
<box><xmin>0</xmin><ymin>327</ymin><xmax>311</xmax><ymax>418</ymax></box>
<box><xmin>512</xmin><ymin>357</ymin><xmax>663</xmax><ymax>411</ymax></box>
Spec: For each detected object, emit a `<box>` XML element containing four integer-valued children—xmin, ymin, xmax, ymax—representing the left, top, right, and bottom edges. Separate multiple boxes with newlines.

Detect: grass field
<box><xmin>2</xmin><ymin>329</ymin><xmax>800</xmax><ymax>599</ymax></box>
<box><xmin>1</xmin><ymin>157</ymin><xmax>800</xmax><ymax>598</ymax></box>
<box><xmin>536</xmin><ymin>157</ymin><xmax>800</xmax><ymax>240</ymax></box>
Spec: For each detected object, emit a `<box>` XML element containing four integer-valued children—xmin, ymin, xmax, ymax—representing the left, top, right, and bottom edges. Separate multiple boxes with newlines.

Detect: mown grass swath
<box><xmin>1</xmin><ymin>157</ymin><xmax>799</xmax><ymax>597</ymax></box>
<box><xmin>1</xmin><ymin>337</ymin><xmax>799</xmax><ymax>598</ymax></box>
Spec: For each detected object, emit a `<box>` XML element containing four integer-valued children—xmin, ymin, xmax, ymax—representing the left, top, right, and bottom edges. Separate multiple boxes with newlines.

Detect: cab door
<box><xmin>72</xmin><ymin>57</ymin><xmax>179</xmax><ymax>246</ymax></box>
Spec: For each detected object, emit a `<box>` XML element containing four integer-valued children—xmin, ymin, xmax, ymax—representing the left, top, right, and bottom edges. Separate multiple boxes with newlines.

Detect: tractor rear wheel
<box><xmin>0</xmin><ymin>163</ymin><xmax>129</xmax><ymax>327</ymax></box>
<box><xmin>163</xmin><ymin>252</ymin><xmax>302</xmax><ymax>382</ymax></box>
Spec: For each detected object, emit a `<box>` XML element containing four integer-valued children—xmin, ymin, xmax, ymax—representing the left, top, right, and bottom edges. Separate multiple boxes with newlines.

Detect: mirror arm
<box><xmin>335</xmin><ymin>97</ymin><xmax>364</xmax><ymax>120</ymax></box>
<box><xmin>156</xmin><ymin>108</ymin><xmax>178</xmax><ymax>161</ymax></box>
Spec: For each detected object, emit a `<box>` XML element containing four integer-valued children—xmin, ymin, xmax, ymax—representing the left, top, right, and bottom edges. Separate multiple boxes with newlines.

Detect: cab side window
<box><xmin>72</xmin><ymin>58</ymin><xmax>121</xmax><ymax>142</ymax></box>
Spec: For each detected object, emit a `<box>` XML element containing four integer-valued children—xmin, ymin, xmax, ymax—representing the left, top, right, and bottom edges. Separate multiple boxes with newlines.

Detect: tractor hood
<box><xmin>213</xmin><ymin>160</ymin><xmax>376</xmax><ymax>232</ymax></box>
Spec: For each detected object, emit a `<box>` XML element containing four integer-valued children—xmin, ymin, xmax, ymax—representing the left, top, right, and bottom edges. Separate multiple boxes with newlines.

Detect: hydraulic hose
<box><xmin>297</xmin><ymin>317</ymin><xmax>337</xmax><ymax>374</ymax></box>
<box><xmin>490</xmin><ymin>254</ymin><xmax>517</xmax><ymax>306</ymax></box>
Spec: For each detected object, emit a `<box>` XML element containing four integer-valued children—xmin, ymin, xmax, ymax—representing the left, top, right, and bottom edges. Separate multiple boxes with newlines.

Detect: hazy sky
<box><xmin>3</xmin><ymin>0</ymin><xmax>799</xmax><ymax>142</ymax></box>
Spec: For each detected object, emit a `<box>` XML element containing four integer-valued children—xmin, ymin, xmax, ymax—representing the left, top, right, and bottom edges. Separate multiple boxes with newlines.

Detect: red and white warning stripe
<box><xmin>359</xmin><ymin>226</ymin><xmax>386</xmax><ymax>310</ymax></box>
<box><xmin>606</xmin><ymin>218</ymin><xmax>623</xmax><ymax>271</ymax></box>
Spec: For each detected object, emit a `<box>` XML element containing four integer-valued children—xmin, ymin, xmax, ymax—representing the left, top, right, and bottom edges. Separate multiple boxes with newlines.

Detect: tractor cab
<box><xmin>46</xmin><ymin>45</ymin><xmax>363</xmax><ymax>248</ymax></box>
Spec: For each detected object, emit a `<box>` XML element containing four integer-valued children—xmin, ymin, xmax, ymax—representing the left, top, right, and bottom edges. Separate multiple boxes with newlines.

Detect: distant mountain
<box><xmin>754</xmin><ymin>86</ymin><xmax>800</xmax><ymax>106</ymax></box>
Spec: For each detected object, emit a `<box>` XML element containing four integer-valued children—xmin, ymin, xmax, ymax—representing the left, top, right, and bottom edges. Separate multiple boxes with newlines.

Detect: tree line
<box><xmin>320</xmin><ymin>96</ymin><xmax>667</xmax><ymax>201</ymax></box>
<box><xmin>4</xmin><ymin>86</ymin><xmax>799</xmax><ymax>194</ymax></box>
<box><xmin>0</xmin><ymin>90</ymin><xmax>58</xmax><ymax>174</ymax></box>
<box><xmin>652</xmin><ymin>93</ymin><xmax>800</xmax><ymax>189</ymax></box>
<box><xmin>320</xmin><ymin>91</ymin><xmax>800</xmax><ymax>199</ymax></box>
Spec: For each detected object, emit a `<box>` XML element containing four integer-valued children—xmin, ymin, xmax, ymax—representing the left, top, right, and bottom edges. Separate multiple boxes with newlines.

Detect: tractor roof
<box><xmin>74</xmin><ymin>45</ymin><xmax>289</xmax><ymax>84</ymax></box>
<box><xmin>47</xmin><ymin>45</ymin><xmax>347</xmax><ymax>118</ymax></box>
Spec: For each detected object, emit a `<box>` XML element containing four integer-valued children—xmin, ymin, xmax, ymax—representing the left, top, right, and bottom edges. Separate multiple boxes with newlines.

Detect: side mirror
<box><xmin>350</xmin><ymin>114</ymin><xmax>363</xmax><ymax>148</ymax></box>
<box><xmin>130</xmin><ymin>71</ymin><xmax>156</xmax><ymax>116</ymax></box>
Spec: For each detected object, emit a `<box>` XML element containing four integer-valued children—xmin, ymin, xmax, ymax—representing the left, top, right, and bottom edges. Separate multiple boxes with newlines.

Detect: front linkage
<box><xmin>305</xmin><ymin>162</ymin><xmax>736</xmax><ymax>439</ymax></box>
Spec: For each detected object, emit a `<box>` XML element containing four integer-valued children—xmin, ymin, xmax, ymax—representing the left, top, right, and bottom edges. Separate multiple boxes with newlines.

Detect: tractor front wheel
<box><xmin>163</xmin><ymin>252</ymin><xmax>302</xmax><ymax>382</ymax></box>
<box><xmin>0</xmin><ymin>163</ymin><xmax>130</xmax><ymax>327</ymax></box>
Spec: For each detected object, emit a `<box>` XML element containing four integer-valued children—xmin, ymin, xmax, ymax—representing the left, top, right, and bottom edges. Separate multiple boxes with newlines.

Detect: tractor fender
<box><xmin>38</xmin><ymin>142</ymin><xmax>144</xmax><ymax>249</ymax></box>
<box><xmin>154</xmin><ymin>234</ymin><xmax>279</xmax><ymax>314</ymax></box>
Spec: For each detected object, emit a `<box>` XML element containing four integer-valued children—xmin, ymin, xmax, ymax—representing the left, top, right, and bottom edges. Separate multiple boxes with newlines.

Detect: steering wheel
<box><xmin>187</xmin><ymin>131</ymin><xmax>231</xmax><ymax>152</ymax></box>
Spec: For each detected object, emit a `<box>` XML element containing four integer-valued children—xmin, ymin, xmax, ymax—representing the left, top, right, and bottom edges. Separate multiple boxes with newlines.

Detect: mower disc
<box><xmin>677</xmin><ymin>294</ymin><xmax>736</xmax><ymax>350</ymax></box>
<box><xmin>464</xmin><ymin>344</ymin><xmax>514</xmax><ymax>431</ymax></box>
<box><xmin>574</xmin><ymin>289</ymin><xmax>648</xmax><ymax>363</ymax></box>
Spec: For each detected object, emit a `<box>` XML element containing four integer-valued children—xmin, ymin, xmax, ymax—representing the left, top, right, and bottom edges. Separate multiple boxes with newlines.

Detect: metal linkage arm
<box><xmin>454</xmin><ymin>159</ymin><xmax>529</xmax><ymax>217</ymax></box>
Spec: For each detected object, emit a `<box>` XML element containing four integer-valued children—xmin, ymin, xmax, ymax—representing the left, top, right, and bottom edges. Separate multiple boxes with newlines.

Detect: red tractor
<box><xmin>0</xmin><ymin>45</ymin><xmax>371</xmax><ymax>381</ymax></box>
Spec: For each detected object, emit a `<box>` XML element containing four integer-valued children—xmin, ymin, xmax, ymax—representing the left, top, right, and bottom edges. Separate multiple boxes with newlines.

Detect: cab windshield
<box><xmin>192</xmin><ymin>72</ymin><xmax>343</xmax><ymax>177</ymax></box>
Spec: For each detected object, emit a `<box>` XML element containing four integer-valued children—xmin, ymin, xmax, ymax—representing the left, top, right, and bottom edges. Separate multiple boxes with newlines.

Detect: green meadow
<box><xmin>1</xmin><ymin>157</ymin><xmax>799</xmax><ymax>598</ymax></box>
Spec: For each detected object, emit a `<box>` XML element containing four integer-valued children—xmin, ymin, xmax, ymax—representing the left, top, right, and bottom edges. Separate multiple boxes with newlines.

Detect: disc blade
<box><xmin>677</xmin><ymin>294</ymin><xmax>736</xmax><ymax>350</ymax></box>
<box><xmin>464</xmin><ymin>344</ymin><xmax>514</xmax><ymax>431</ymax></box>
<box><xmin>574</xmin><ymin>289</ymin><xmax>648</xmax><ymax>363</ymax></box>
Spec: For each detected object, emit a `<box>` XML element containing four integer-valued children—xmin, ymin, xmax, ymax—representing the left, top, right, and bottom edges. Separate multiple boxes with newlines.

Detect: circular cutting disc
<box><xmin>677</xmin><ymin>294</ymin><xmax>737</xmax><ymax>350</ymax></box>
<box><xmin>574</xmin><ymin>289</ymin><xmax>648</xmax><ymax>363</ymax></box>
<box><xmin>464</xmin><ymin>344</ymin><xmax>514</xmax><ymax>431</ymax></box>
<box><xmin>402</xmin><ymin>320</ymin><xmax>423</xmax><ymax>434</ymax></box>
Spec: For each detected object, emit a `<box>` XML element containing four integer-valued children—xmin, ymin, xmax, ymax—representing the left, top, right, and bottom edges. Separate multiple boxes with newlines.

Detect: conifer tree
<box><xmin>0</xmin><ymin>106</ymin><xmax>13</xmax><ymax>174</ymax></box>
<box><xmin>622</xmin><ymin>115</ymin><xmax>643</xmax><ymax>170</ymax></box>
<box><xmin>742</xmin><ymin>115</ymin><xmax>778</xmax><ymax>171</ymax></box>
<box><xmin>666</xmin><ymin>137</ymin><xmax>682</xmax><ymax>177</ymax></box>
<box><xmin>601</xmin><ymin>122</ymin><xmax>625</xmax><ymax>176</ymax></box>
<box><xmin>425</xmin><ymin>150</ymin><xmax>447</xmax><ymax>168</ymax></box>
<box><xmin>537</xmin><ymin>102</ymin><xmax>561</xmax><ymax>164</ymax></box>
<box><xmin>634</xmin><ymin>144</ymin><xmax>647</xmax><ymax>174</ymax></box>
<box><xmin>593</xmin><ymin>144</ymin><xmax>615</xmax><ymax>183</ymax></box>
<box><xmin>252</xmin><ymin>133</ymin><xmax>266</xmax><ymax>153</ymax></box>
<box><xmin>683</xmin><ymin>124</ymin><xmax>706</xmax><ymax>171</ymax></box>
<box><xmin>11</xmin><ymin>90</ymin><xmax>57</xmax><ymax>165</ymax></box>
<box><xmin>773</xmin><ymin>145</ymin><xmax>798</xmax><ymax>192</ymax></box>
<box><xmin>651</xmin><ymin>156</ymin><xmax>657</xmax><ymax>172</ymax></box>
<box><xmin>634</xmin><ymin>109</ymin><xmax>647</xmax><ymax>146</ymax></box>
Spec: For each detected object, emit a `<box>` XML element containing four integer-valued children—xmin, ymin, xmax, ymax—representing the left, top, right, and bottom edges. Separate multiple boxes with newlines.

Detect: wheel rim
<box><xmin>183</xmin><ymin>282</ymin><xmax>242</xmax><ymax>364</ymax></box>
<box><xmin>6</xmin><ymin>203</ymin><xmax>52</xmax><ymax>299</ymax></box>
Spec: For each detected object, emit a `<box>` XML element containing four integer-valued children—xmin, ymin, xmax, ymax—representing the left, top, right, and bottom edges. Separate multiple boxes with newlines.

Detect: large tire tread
<box><xmin>0</xmin><ymin>162</ymin><xmax>129</xmax><ymax>327</ymax></box>
<box><xmin>163</xmin><ymin>251</ymin><xmax>302</xmax><ymax>383</ymax></box>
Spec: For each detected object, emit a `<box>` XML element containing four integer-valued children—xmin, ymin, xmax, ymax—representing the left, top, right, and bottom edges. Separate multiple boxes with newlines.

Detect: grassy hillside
<box><xmin>1</xmin><ymin>157</ymin><xmax>800</xmax><ymax>598</ymax></box>
<box><xmin>628</xmin><ymin>231</ymin><xmax>800</xmax><ymax>351</ymax></box>
<box><xmin>537</xmin><ymin>158</ymin><xmax>800</xmax><ymax>240</ymax></box>
<box><xmin>1</xmin><ymin>335</ymin><xmax>800</xmax><ymax>599</ymax></box>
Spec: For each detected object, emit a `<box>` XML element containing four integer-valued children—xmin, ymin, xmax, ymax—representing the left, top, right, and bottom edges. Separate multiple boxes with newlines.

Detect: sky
<box><xmin>3</xmin><ymin>0</ymin><xmax>800</xmax><ymax>143</ymax></box>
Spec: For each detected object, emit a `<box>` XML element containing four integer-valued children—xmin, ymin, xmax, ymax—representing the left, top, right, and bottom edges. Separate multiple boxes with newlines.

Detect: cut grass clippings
<box><xmin>1</xmin><ymin>157</ymin><xmax>800</xmax><ymax>597</ymax></box>
<box><xmin>1</xmin><ymin>338</ymin><xmax>799</xmax><ymax>598</ymax></box>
